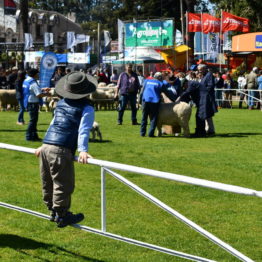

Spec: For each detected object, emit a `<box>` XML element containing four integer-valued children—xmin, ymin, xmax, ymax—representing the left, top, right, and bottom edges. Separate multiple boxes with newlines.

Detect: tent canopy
<box><xmin>159</xmin><ymin>45</ymin><xmax>192</xmax><ymax>69</ymax></box>
<box><xmin>112</xmin><ymin>47</ymin><xmax>164</xmax><ymax>64</ymax></box>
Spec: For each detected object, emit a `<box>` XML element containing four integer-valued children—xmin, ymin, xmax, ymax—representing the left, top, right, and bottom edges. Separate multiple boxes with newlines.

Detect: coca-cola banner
<box><xmin>202</xmin><ymin>13</ymin><xmax>220</xmax><ymax>34</ymax></box>
<box><xmin>222</xmin><ymin>11</ymin><xmax>250</xmax><ymax>33</ymax></box>
<box><xmin>188</xmin><ymin>13</ymin><xmax>202</xmax><ymax>32</ymax></box>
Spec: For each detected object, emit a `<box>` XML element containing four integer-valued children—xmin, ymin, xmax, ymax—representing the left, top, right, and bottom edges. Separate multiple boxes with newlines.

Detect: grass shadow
<box><xmin>0</xmin><ymin>234</ymin><xmax>104</xmax><ymax>262</ymax></box>
<box><xmin>0</xmin><ymin>129</ymin><xmax>46</xmax><ymax>133</ymax></box>
<box><xmin>89</xmin><ymin>139</ymin><xmax>112</xmax><ymax>143</ymax></box>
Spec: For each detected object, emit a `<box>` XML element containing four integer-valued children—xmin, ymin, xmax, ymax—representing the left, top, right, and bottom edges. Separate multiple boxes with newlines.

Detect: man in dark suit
<box><xmin>195</xmin><ymin>64</ymin><xmax>217</xmax><ymax>137</ymax></box>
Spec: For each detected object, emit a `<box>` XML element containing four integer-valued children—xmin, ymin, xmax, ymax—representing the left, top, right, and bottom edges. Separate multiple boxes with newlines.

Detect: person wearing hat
<box><xmin>35</xmin><ymin>71</ymin><xmax>97</xmax><ymax>228</ymax></box>
<box><xmin>23</xmin><ymin>68</ymin><xmax>50</xmax><ymax>141</ymax></box>
<box><xmin>140</xmin><ymin>72</ymin><xmax>171</xmax><ymax>137</ymax></box>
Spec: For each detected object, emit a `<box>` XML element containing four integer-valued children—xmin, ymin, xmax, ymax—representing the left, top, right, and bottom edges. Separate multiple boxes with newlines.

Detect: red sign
<box><xmin>202</xmin><ymin>13</ymin><xmax>220</xmax><ymax>34</ymax></box>
<box><xmin>222</xmin><ymin>11</ymin><xmax>250</xmax><ymax>33</ymax></box>
<box><xmin>188</xmin><ymin>13</ymin><xmax>202</xmax><ymax>32</ymax></box>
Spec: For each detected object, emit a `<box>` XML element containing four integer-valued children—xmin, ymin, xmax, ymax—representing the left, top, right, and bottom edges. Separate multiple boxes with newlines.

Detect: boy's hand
<box><xmin>78</xmin><ymin>152</ymin><xmax>93</xmax><ymax>164</ymax></box>
<box><xmin>35</xmin><ymin>146</ymin><xmax>42</xmax><ymax>157</ymax></box>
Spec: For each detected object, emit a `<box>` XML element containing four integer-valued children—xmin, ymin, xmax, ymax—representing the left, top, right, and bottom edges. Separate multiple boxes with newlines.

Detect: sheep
<box><xmin>90</xmin><ymin>121</ymin><xmax>102</xmax><ymax>141</ymax></box>
<box><xmin>90</xmin><ymin>87</ymin><xmax>117</xmax><ymax>110</ymax></box>
<box><xmin>156</xmin><ymin>102</ymin><xmax>192</xmax><ymax>137</ymax></box>
<box><xmin>0</xmin><ymin>90</ymin><xmax>18</xmax><ymax>111</ymax></box>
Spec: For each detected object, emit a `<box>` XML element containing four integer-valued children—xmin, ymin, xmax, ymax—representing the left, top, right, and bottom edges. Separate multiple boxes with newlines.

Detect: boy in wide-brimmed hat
<box><xmin>35</xmin><ymin>71</ymin><xmax>97</xmax><ymax>228</ymax></box>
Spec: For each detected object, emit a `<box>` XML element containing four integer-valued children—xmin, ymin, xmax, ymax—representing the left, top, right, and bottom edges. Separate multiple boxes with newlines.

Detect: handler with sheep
<box><xmin>140</xmin><ymin>72</ymin><xmax>191</xmax><ymax>137</ymax></box>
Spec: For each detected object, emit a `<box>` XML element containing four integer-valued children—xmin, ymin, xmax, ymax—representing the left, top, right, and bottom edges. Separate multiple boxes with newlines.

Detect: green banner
<box><xmin>125</xmin><ymin>20</ymin><xmax>173</xmax><ymax>47</ymax></box>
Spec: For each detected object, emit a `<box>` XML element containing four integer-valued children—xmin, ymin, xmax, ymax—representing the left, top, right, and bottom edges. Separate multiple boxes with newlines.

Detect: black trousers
<box><xmin>26</xmin><ymin>103</ymin><xmax>39</xmax><ymax>140</ymax></box>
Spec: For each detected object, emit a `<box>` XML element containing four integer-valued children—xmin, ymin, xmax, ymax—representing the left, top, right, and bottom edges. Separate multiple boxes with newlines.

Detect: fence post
<box><xmin>101</xmin><ymin>167</ymin><xmax>106</xmax><ymax>232</ymax></box>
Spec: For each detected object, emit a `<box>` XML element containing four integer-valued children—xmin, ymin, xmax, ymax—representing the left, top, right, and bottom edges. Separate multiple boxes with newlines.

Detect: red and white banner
<box><xmin>188</xmin><ymin>13</ymin><xmax>202</xmax><ymax>32</ymax></box>
<box><xmin>222</xmin><ymin>11</ymin><xmax>250</xmax><ymax>33</ymax></box>
<box><xmin>202</xmin><ymin>13</ymin><xmax>220</xmax><ymax>34</ymax></box>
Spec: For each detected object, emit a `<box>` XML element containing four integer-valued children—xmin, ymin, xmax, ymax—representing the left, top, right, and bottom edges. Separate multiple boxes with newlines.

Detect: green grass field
<box><xmin>0</xmin><ymin>108</ymin><xmax>261</xmax><ymax>262</ymax></box>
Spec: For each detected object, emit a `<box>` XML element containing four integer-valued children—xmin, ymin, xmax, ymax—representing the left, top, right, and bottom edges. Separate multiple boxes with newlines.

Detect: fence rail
<box><xmin>0</xmin><ymin>143</ymin><xmax>259</xmax><ymax>262</ymax></box>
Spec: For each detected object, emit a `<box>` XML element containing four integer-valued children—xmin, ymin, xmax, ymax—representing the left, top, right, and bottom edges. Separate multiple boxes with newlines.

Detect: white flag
<box><xmin>118</xmin><ymin>19</ymin><xmax>125</xmax><ymax>52</ymax></box>
<box><xmin>206</xmin><ymin>33</ymin><xmax>219</xmax><ymax>61</ymax></box>
<box><xmin>104</xmin><ymin>31</ymin><xmax>111</xmax><ymax>48</ymax></box>
<box><xmin>24</xmin><ymin>33</ymin><xmax>33</xmax><ymax>50</ymax></box>
<box><xmin>44</xmin><ymin>32</ymin><xmax>54</xmax><ymax>47</ymax></box>
<box><xmin>67</xmin><ymin>31</ymin><xmax>76</xmax><ymax>52</ymax></box>
<box><xmin>74</xmin><ymin>34</ymin><xmax>90</xmax><ymax>45</ymax></box>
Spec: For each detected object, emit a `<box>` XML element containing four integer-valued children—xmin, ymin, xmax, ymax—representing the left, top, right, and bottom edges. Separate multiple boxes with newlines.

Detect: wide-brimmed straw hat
<box><xmin>55</xmin><ymin>71</ymin><xmax>97</xmax><ymax>99</ymax></box>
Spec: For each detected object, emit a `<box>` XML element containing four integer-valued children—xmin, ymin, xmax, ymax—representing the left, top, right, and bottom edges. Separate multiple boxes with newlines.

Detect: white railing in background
<box><xmin>0</xmin><ymin>143</ymin><xmax>259</xmax><ymax>262</ymax></box>
<box><xmin>214</xmin><ymin>88</ymin><xmax>262</xmax><ymax>105</ymax></box>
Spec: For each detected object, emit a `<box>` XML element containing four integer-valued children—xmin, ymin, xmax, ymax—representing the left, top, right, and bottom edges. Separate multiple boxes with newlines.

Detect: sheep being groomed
<box><xmin>157</xmin><ymin>102</ymin><xmax>192</xmax><ymax>137</ymax></box>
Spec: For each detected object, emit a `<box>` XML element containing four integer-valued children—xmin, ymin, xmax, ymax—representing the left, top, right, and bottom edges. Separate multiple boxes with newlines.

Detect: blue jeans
<box><xmin>215</xmin><ymin>90</ymin><xmax>222</xmax><ymax>107</ymax></box>
<box><xmin>140</xmin><ymin>102</ymin><xmax>160</xmax><ymax>137</ymax></box>
<box><xmin>26</xmin><ymin>103</ymin><xmax>39</xmax><ymax>140</ymax></box>
<box><xmin>17</xmin><ymin>98</ymin><xmax>25</xmax><ymax>123</ymax></box>
<box><xmin>118</xmin><ymin>94</ymin><xmax>137</xmax><ymax>124</ymax></box>
<box><xmin>248</xmin><ymin>90</ymin><xmax>255</xmax><ymax>107</ymax></box>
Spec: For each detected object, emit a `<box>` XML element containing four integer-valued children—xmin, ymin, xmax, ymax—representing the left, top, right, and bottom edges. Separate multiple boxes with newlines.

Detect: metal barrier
<box><xmin>214</xmin><ymin>88</ymin><xmax>262</xmax><ymax>108</ymax></box>
<box><xmin>0</xmin><ymin>143</ymin><xmax>260</xmax><ymax>262</ymax></box>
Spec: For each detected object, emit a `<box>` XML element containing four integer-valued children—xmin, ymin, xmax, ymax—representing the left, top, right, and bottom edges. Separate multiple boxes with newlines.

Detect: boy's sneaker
<box><xmin>56</xmin><ymin>212</ymin><xmax>84</xmax><ymax>228</ymax></box>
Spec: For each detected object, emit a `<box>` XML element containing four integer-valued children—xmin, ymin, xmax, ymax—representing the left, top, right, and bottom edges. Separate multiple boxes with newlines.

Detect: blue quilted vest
<box><xmin>22</xmin><ymin>77</ymin><xmax>35</xmax><ymax>108</ymax></box>
<box><xmin>43</xmin><ymin>98</ymin><xmax>92</xmax><ymax>154</ymax></box>
<box><xmin>22</xmin><ymin>77</ymin><xmax>43</xmax><ymax>108</ymax></box>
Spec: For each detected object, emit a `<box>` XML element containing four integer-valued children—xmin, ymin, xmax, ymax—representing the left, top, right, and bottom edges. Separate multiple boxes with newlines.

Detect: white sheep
<box><xmin>0</xmin><ymin>90</ymin><xmax>18</xmax><ymax>111</ymax></box>
<box><xmin>157</xmin><ymin>102</ymin><xmax>192</xmax><ymax>137</ymax></box>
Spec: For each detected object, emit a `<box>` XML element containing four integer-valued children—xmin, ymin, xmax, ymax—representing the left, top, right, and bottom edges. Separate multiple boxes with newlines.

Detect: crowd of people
<box><xmin>0</xmin><ymin>63</ymin><xmax>261</xmax><ymax>140</ymax></box>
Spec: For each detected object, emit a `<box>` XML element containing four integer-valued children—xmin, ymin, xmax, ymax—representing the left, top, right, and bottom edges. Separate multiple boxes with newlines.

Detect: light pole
<box><xmin>97</xmin><ymin>22</ymin><xmax>100</xmax><ymax>67</ymax></box>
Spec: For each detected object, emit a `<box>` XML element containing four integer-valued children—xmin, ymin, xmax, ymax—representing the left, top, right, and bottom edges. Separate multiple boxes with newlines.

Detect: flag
<box><xmin>40</xmin><ymin>52</ymin><xmax>58</xmax><ymax>89</ymax></box>
<box><xmin>44</xmin><ymin>32</ymin><xmax>54</xmax><ymax>47</ymax></box>
<box><xmin>86</xmin><ymin>45</ymin><xmax>92</xmax><ymax>55</ymax></box>
<box><xmin>202</xmin><ymin>13</ymin><xmax>220</xmax><ymax>34</ymax></box>
<box><xmin>24</xmin><ymin>33</ymin><xmax>33</xmax><ymax>50</ymax></box>
<box><xmin>74</xmin><ymin>34</ymin><xmax>90</xmax><ymax>45</ymax></box>
<box><xmin>118</xmin><ymin>19</ymin><xmax>125</xmax><ymax>52</ymax></box>
<box><xmin>222</xmin><ymin>11</ymin><xmax>250</xmax><ymax>33</ymax></box>
<box><xmin>67</xmin><ymin>31</ymin><xmax>76</xmax><ymax>52</ymax></box>
<box><xmin>104</xmin><ymin>31</ymin><xmax>111</xmax><ymax>48</ymax></box>
<box><xmin>188</xmin><ymin>13</ymin><xmax>202</xmax><ymax>32</ymax></box>
<box><xmin>4</xmin><ymin>0</ymin><xmax>16</xmax><ymax>15</ymax></box>
<box><xmin>206</xmin><ymin>33</ymin><xmax>219</xmax><ymax>60</ymax></box>
<box><xmin>103</xmin><ymin>30</ymin><xmax>111</xmax><ymax>54</ymax></box>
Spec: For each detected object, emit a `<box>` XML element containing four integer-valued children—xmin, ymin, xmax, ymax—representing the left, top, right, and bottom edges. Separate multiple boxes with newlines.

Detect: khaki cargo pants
<box><xmin>39</xmin><ymin>144</ymin><xmax>75</xmax><ymax>216</ymax></box>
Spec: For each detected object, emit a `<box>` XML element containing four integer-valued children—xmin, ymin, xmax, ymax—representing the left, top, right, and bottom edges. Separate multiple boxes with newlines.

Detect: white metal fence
<box><xmin>214</xmin><ymin>88</ymin><xmax>262</xmax><ymax>107</ymax></box>
<box><xmin>0</xmin><ymin>143</ymin><xmax>261</xmax><ymax>262</ymax></box>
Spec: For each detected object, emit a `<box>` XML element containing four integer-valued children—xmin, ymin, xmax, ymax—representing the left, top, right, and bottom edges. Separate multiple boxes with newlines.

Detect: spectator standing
<box><xmin>15</xmin><ymin>70</ymin><xmax>26</xmax><ymax>125</ymax></box>
<box><xmin>257</xmin><ymin>70</ymin><xmax>262</xmax><ymax>111</ymax></box>
<box><xmin>53</xmin><ymin>67</ymin><xmax>65</xmax><ymax>85</ymax></box>
<box><xmin>237</xmin><ymin>72</ymin><xmax>247</xmax><ymax>109</ymax></box>
<box><xmin>7</xmin><ymin>67</ymin><xmax>18</xmax><ymax>89</ymax></box>
<box><xmin>246</xmin><ymin>67</ymin><xmax>258</xmax><ymax>110</ymax></box>
<box><xmin>110</xmin><ymin>69</ymin><xmax>119</xmax><ymax>84</ymax></box>
<box><xmin>137</xmin><ymin>69</ymin><xmax>145</xmax><ymax>89</ymax></box>
<box><xmin>35</xmin><ymin>71</ymin><xmax>96</xmax><ymax>228</ymax></box>
<box><xmin>23</xmin><ymin>68</ymin><xmax>50</xmax><ymax>141</ymax></box>
<box><xmin>223</xmin><ymin>73</ymin><xmax>234</xmax><ymax>108</ymax></box>
<box><xmin>168</xmin><ymin>70</ymin><xmax>181</xmax><ymax>96</ymax></box>
<box><xmin>0</xmin><ymin>69</ymin><xmax>8</xmax><ymax>89</ymax></box>
<box><xmin>115</xmin><ymin>64</ymin><xmax>140</xmax><ymax>125</ymax></box>
<box><xmin>214</xmin><ymin>71</ymin><xmax>224</xmax><ymax>109</ymax></box>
